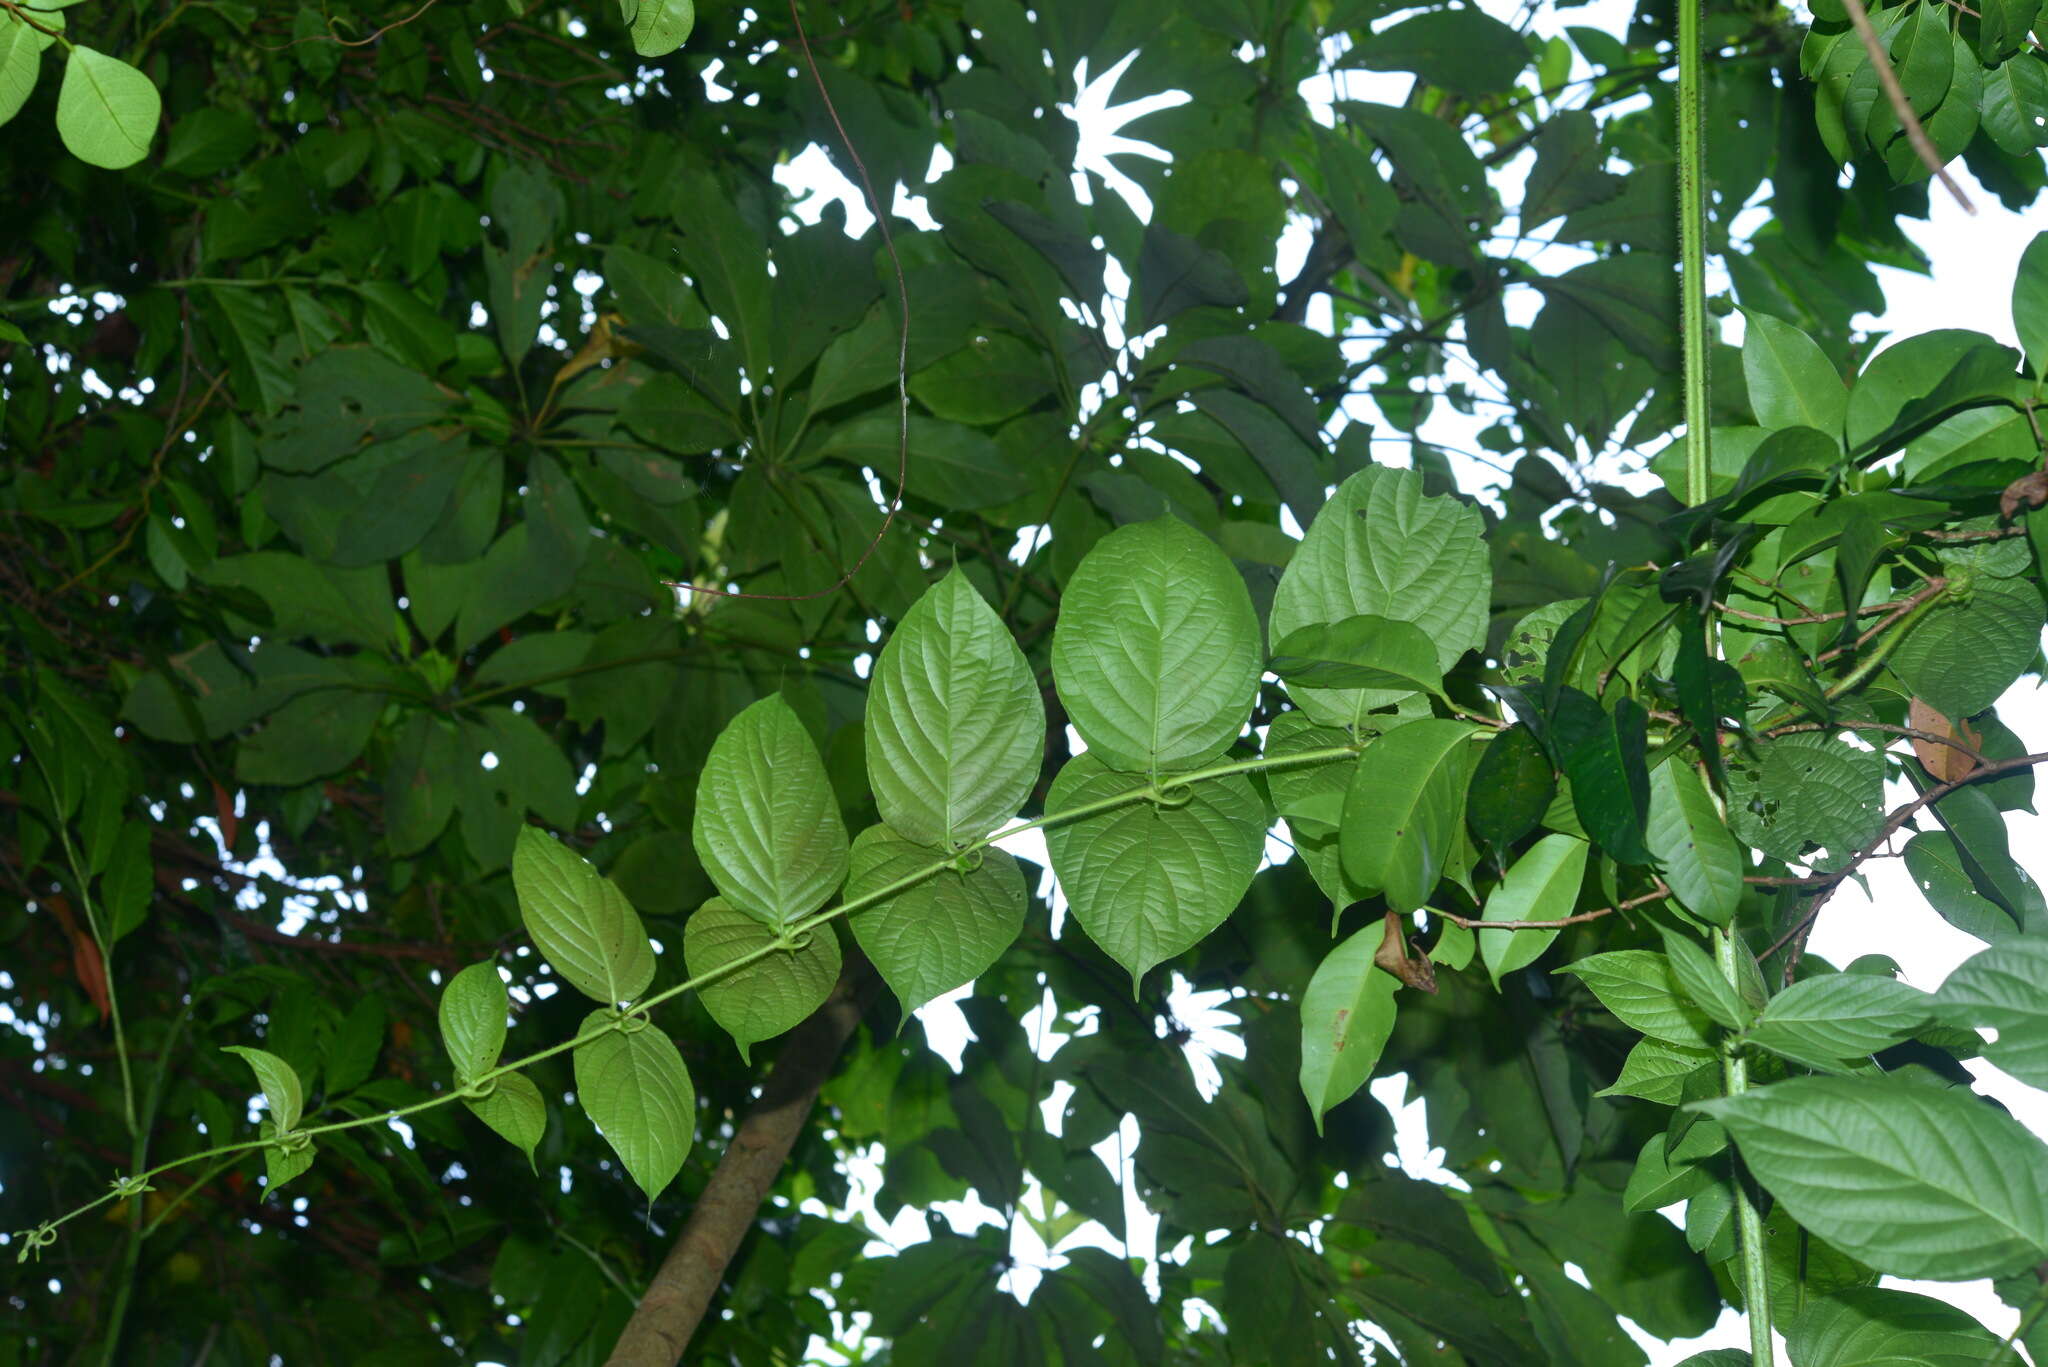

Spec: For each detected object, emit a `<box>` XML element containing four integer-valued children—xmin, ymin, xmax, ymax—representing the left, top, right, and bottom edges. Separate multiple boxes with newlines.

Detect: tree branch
<box><xmin>603</xmin><ymin>963</ymin><xmax>874</xmax><ymax>1365</ymax></box>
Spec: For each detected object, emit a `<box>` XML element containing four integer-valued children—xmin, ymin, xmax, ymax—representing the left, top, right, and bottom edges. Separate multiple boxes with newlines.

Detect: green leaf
<box><xmin>511</xmin><ymin>828</ymin><xmax>658</xmax><ymax>1006</ymax></box>
<box><xmin>572</xmin><ymin>1012</ymin><xmax>696</xmax><ymax>1203</ymax></box>
<box><xmin>259</xmin><ymin>1122</ymin><xmax>315</xmax><ymax>1196</ymax></box>
<box><xmin>1480</xmin><ymin>833</ymin><xmax>1590</xmax><ymax>986</ymax></box>
<box><xmin>1890</xmin><ymin>575</ymin><xmax>2047</xmax><ymax>719</ymax></box>
<box><xmin>628</xmin><ymin>0</ymin><xmax>693</xmax><ymax>55</ymax></box>
<box><xmin>1051</xmin><ymin>517</ymin><xmax>1260</xmax><ymax>773</ymax></box>
<box><xmin>686</xmin><ymin>897</ymin><xmax>842</xmax><ymax>1062</ymax></box>
<box><xmin>1340</xmin><ymin>720</ymin><xmax>1476</xmax><ymax>913</ymax></box>
<box><xmin>867</xmin><ymin>570</ymin><xmax>1043</xmax><ymax>847</ymax></box>
<box><xmin>1726</xmin><ymin>731</ymin><xmax>1886</xmax><ymax>869</ymax></box>
<box><xmin>693</xmin><ymin>695</ymin><xmax>850</xmax><ymax>926</ymax></box>
<box><xmin>844</xmin><ymin>826</ymin><xmax>1026</xmax><ymax>1014</ymax></box>
<box><xmin>1345</xmin><ymin>9</ymin><xmax>1529</xmax><ymax>95</ymax></box>
<box><xmin>1559</xmin><ymin>950</ymin><xmax>1716</xmax><ymax>1048</ymax></box>
<box><xmin>1697</xmin><ymin>1075</ymin><xmax>2048</xmax><ymax>1279</ymax></box>
<box><xmin>1465</xmin><ymin>724</ymin><xmax>1556</xmax><ymax>860</ymax></box>
<box><xmin>1598</xmin><ymin>1037</ymin><xmax>1717</xmax><ymax>1105</ymax></box>
<box><xmin>1264</xmin><ymin>711</ymin><xmax>1366</xmax><ymax>906</ymax></box>
<box><xmin>1554</xmin><ymin>691</ymin><xmax>1653</xmax><ymax>866</ymax></box>
<box><xmin>1297</xmin><ymin>925</ymin><xmax>1401</xmax><ymax>1131</ymax></box>
<box><xmin>1646</xmin><ymin>759</ymin><xmax>1744</xmax><ymax>925</ymax></box>
<box><xmin>1786</xmin><ymin>1286</ymin><xmax>2002</xmax><ymax>1367</ymax></box>
<box><xmin>223</xmin><ymin>1046</ymin><xmax>305</xmax><ymax>1131</ymax></box>
<box><xmin>1044</xmin><ymin>753</ymin><xmax>1266</xmax><ymax>988</ymax></box>
<box><xmin>908</xmin><ymin>332</ymin><xmax>1053</xmax><ymax>425</ymax></box>
<box><xmin>1658</xmin><ymin>931</ymin><xmax>1752</xmax><ymax>1032</ymax></box>
<box><xmin>820</xmin><ymin>415</ymin><xmax>1032</xmax><ymax>511</ymax></box>
<box><xmin>1622</xmin><ymin>1122</ymin><xmax>1723</xmax><ymax>1212</ymax></box>
<box><xmin>56</xmin><ymin>47</ymin><xmax>159</xmax><ymax>169</ymax></box>
<box><xmin>437</xmin><ymin>961</ymin><xmax>509</xmax><ymax>1085</ymax></box>
<box><xmin>1131</xmin><ymin>223</ymin><xmax>1248</xmax><ymax>331</ymax></box>
<box><xmin>1935</xmin><ymin>939</ymin><xmax>2048</xmax><ymax>1088</ymax></box>
<box><xmin>1742</xmin><ymin>309</ymin><xmax>1846</xmax><ymax>438</ymax></box>
<box><xmin>1270</xmin><ymin>467</ymin><xmax>1490</xmax><ymax>727</ymax></box>
<box><xmin>1903</xmin><ymin>829</ymin><xmax>2018</xmax><ymax>940</ymax></box>
<box><xmin>464</xmin><ymin>1070</ymin><xmax>546</xmax><ymax>1171</ymax></box>
<box><xmin>1982</xmin><ymin>55</ymin><xmax>2048</xmax><ymax>156</ymax></box>
<box><xmin>0</xmin><ymin>10</ymin><xmax>48</xmax><ymax>127</ymax></box>
<box><xmin>1746</xmin><ymin>972</ymin><xmax>1930</xmax><ymax>1065</ymax></box>
<box><xmin>1267</xmin><ymin>614</ymin><xmax>1447</xmax><ymax>699</ymax></box>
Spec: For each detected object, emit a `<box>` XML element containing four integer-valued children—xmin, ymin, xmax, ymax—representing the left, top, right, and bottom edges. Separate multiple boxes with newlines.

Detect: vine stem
<box><xmin>1676</xmin><ymin>0</ymin><xmax>1775</xmax><ymax>1351</ymax></box>
<box><xmin>20</xmin><ymin>743</ymin><xmax>1367</xmax><ymax>1240</ymax></box>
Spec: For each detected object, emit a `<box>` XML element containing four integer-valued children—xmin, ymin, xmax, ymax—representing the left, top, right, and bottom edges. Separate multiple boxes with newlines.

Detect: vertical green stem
<box><xmin>1678</xmin><ymin>0</ymin><xmax>1774</xmax><ymax>1357</ymax></box>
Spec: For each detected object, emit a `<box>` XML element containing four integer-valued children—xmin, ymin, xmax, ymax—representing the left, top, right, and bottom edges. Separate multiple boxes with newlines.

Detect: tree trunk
<box><xmin>603</xmin><ymin>966</ymin><xmax>870</xmax><ymax>1365</ymax></box>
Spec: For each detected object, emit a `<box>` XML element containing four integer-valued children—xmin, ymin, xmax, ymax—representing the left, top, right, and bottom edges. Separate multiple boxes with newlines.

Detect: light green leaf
<box><xmin>1890</xmin><ymin>575</ymin><xmax>2047</xmax><ymax>719</ymax></box>
<box><xmin>1646</xmin><ymin>760</ymin><xmax>1744</xmax><ymax>925</ymax></box>
<box><xmin>629</xmin><ymin>0</ymin><xmax>693</xmax><ymax>55</ymax></box>
<box><xmin>1746</xmin><ymin>973</ymin><xmax>1931</xmax><ymax>1065</ymax></box>
<box><xmin>573</xmin><ymin>1011</ymin><xmax>696</xmax><ymax>1203</ymax></box>
<box><xmin>511</xmin><ymin>828</ymin><xmax>658</xmax><ymax>1006</ymax></box>
<box><xmin>1623</xmin><ymin>1121</ymin><xmax>1727</xmax><ymax>1212</ymax></box>
<box><xmin>1480</xmin><ymin>833</ymin><xmax>1590</xmax><ymax>986</ymax></box>
<box><xmin>1558</xmin><ymin>950</ymin><xmax>1716</xmax><ymax>1048</ymax></box>
<box><xmin>1340</xmin><ymin>720</ymin><xmax>1476</xmax><ymax>913</ymax></box>
<box><xmin>259</xmin><ymin>1121</ymin><xmax>315</xmax><ymax>1196</ymax></box>
<box><xmin>867</xmin><ymin>570</ymin><xmax>1043</xmax><ymax>847</ymax></box>
<box><xmin>1598</xmin><ymin>1037</ymin><xmax>1717</xmax><ymax>1105</ymax></box>
<box><xmin>223</xmin><ymin>1046</ymin><xmax>305</xmax><ymax>1131</ymax></box>
<box><xmin>693</xmin><ymin>695</ymin><xmax>850</xmax><ymax>926</ymax></box>
<box><xmin>1270</xmin><ymin>466</ymin><xmax>1490</xmax><ymax>727</ymax></box>
<box><xmin>465</xmin><ymin>1071</ymin><xmax>546</xmax><ymax>1171</ymax></box>
<box><xmin>1981</xmin><ymin>52</ymin><xmax>2048</xmax><ymax>156</ymax></box>
<box><xmin>1741</xmin><ymin>309</ymin><xmax>1847</xmax><ymax>438</ymax></box>
<box><xmin>1298</xmin><ymin>926</ymin><xmax>1401</xmax><ymax>1131</ymax></box>
<box><xmin>0</xmin><ymin>9</ymin><xmax>49</xmax><ymax>127</ymax></box>
<box><xmin>1263</xmin><ymin>711</ymin><xmax>1366</xmax><ymax>906</ymax></box>
<box><xmin>844</xmin><ymin>826</ymin><xmax>1025</xmax><ymax>1014</ymax></box>
<box><xmin>56</xmin><ymin>46</ymin><xmax>160</xmax><ymax>169</ymax></box>
<box><xmin>1936</xmin><ymin>939</ymin><xmax>2048</xmax><ymax>1088</ymax></box>
<box><xmin>685</xmin><ymin>896</ymin><xmax>842</xmax><ymax>1062</ymax></box>
<box><xmin>1659</xmin><ymin>931</ymin><xmax>1752</xmax><ymax>1032</ymax></box>
<box><xmin>1697</xmin><ymin>1075</ymin><xmax>2048</xmax><ymax>1279</ymax></box>
<box><xmin>1786</xmin><ymin>1286</ymin><xmax>2002</xmax><ymax>1367</ymax></box>
<box><xmin>1044</xmin><ymin>753</ymin><xmax>1266</xmax><ymax>988</ymax></box>
<box><xmin>1267</xmin><ymin>614</ymin><xmax>1447</xmax><ymax>699</ymax></box>
<box><xmin>1051</xmin><ymin>517</ymin><xmax>1261</xmax><ymax>773</ymax></box>
<box><xmin>437</xmin><ymin>961</ymin><xmax>510</xmax><ymax>1085</ymax></box>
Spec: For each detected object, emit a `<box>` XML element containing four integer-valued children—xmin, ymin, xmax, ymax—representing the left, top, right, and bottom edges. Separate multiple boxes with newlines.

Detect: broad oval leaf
<box><xmin>437</xmin><ymin>961</ymin><xmax>509</xmax><ymax>1085</ymax></box>
<box><xmin>1598</xmin><ymin>1036</ymin><xmax>1717</xmax><ymax>1105</ymax></box>
<box><xmin>1480</xmin><ymin>833</ymin><xmax>1590</xmax><ymax>985</ymax></box>
<box><xmin>867</xmin><ymin>569</ymin><xmax>1044</xmax><ymax>847</ymax></box>
<box><xmin>1697</xmin><ymin>1075</ymin><xmax>2048</xmax><ymax>1280</ymax></box>
<box><xmin>1298</xmin><ymin>925</ymin><xmax>1401</xmax><ymax>1131</ymax></box>
<box><xmin>1746</xmin><ymin>972</ymin><xmax>1931</xmax><ymax>1065</ymax></box>
<box><xmin>1264</xmin><ymin>710</ymin><xmax>1367</xmax><ymax>906</ymax></box>
<box><xmin>0</xmin><ymin>10</ymin><xmax>49</xmax><ymax>127</ymax></box>
<box><xmin>1558</xmin><ymin>950</ymin><xmax>1716</xmax><ymax>1048</ymax></box>
<box><xmin>1726</xmin><ymin>731</ymin><xmax>1885</xmax><ymax>870</ymax></box>
<box><xmin>223</xmin><ymin>1045</ymin><xmax>305</xmax><ymax>1131</ymax></box>
<box><xmin>1051</xmin><ymin>517</ymin><xmax>1260</xmax><ymax>773</ymax></box>
<box><xmin>1741</xmin><ymin>309</ymin><xmax>1847</xmax><ymax>438</ymax></box>
<box><xmin>465</xmin><ymin>1071</ymin><xmax>546</xmax><ymax>1171</ymax></box>
<box><xmin>1785</xmin><ymin>1286</ymin><xmax>2002</xmax><ymax>1367</ymax></box>
<box><xmin>693</xmin><ymin>695</ymin><xmax>850</xmax><ymax>926</ymax></box>
<box><xmin>56</xmin><ymin>47</ymin><xmax>160</xmax><ymax>170</ymax></box>
<box><xmin>1646</xmin><ymin>759</ymin><xmax>1744</xmax><ymax>925</ymax></box>
<box><xmin>629</xmin><ymin>0</ymin><xmax>694</xmax><ymax>55</ymax></box>
<box><xmin>844</xmin><ymin>825</ymin><xmax>1026</xmax><ymax>1014</ymax></box>
<box><xmin>1267</xmin><ymin>614</ymin><xmax>1446</xmax><ymax>698</ymax></box>
<box><xmin>1270</xmin><ymin>467</ymin><xmax>1490</xmax><ymax>727</ymax></box>
<box><xmin>259</xmin><ymin>1121</ymin><xmax>315</xmax><ymax>1196</ymax></box>
<box><xmin>572</xmin><ymin>1011</ymin><xmax>696</xmax><ymax>1203</ymax></box>
<box><xmin>512</xmin><ymin>828</ymin><xmax>657</xmax><ymax>1005</ymax></box>
<box><xmin>1044</xmin><ymin>753</ymin><xmax>1266</xmax><ymax>988</ymax></box>
<box><xmin>1890</xmin><ymin>574</ymin><xmax>2046</xmax><ymax>719</ymax></box>
<box><xmin>1340</xmin><ymin>720</ymin><xmax>1476</xmax><ymax>913</ymax></box>
<box><xmin>1935</xmin><ymin>939</ymin><xmax>2048</xmax><ymax>1088</ymax></box>
<box><xmin>685</xmin><ymin>896</ymin><xmax>842</xmax><ymax>1062</ymax></box>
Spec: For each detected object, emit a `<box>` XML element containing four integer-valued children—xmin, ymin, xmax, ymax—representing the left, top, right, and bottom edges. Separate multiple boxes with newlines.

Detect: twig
<box><xmin>1439</xmin><ymin>882</ymin><xmax>1670</xmax><ymax>931</ymax></box>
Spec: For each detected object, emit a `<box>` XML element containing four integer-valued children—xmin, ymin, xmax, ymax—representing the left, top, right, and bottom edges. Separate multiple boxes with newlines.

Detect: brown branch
<box><xmin>1439</xmin><ymin>882</ymin><xmax>1671</xmax><ymax>931</ymax></box>
<box><xmin>1759</xmin><ymin>748</ymin><xmax>2048</xmax><ymax>964</ymax></box>
<box><xmin>1839</xmin><ymin>0</ymin><xmax>1974</xmax><ymax>211</ymax></box>
<box><xmin>603</xmin><ymin>966</ymin><xmax>874</xmax><ymax>1365</ymax></box>
<box><xmin>1814</xmin><ymin>576</ymin><xmax>1947</xmax><ymax>666</ymax></box>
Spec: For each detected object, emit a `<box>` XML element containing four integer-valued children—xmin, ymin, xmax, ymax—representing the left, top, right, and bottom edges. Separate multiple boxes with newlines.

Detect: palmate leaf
<box><xmin>572</xmin><ymin>1011</ymin><xmax>695</xmax><ymax>1204</ymax></box>
<box><xmin>866</xmin><ymin>570</ymin><xmax>1043</xmax><ymax>848</ymax></box>
<box><xmin>1044</xmin><ymin>754</ymin><xmax>1266</xmax><ymax>988</ymax></box>
<box><xmin>1698</xmin><ymin>1075</ymin><xmax>2048</xmax><ymax>1279</ymax></box>
<box><xmin>1050</xmin><ymin>517</ymin><xmax>1261</xmax><ymax>774</ymax></box>
<box><xmin>511</xmin><ymin>828</ymin><xmax>656</xmax><ymax>1006</ymax></box>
